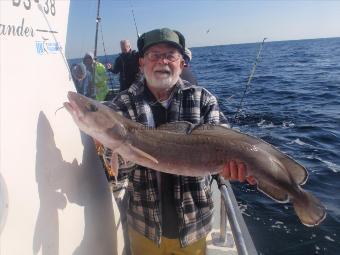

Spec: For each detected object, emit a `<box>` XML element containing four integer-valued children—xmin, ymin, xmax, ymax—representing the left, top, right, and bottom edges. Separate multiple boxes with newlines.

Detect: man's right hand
<box><xmin>106</xmin><ymin>63</ymin><xmax>112</xmax><ymax>69</ymax></box>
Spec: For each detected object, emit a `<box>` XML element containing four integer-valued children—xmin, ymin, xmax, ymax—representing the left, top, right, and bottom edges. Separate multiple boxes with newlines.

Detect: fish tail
<box><xmin>292</xmin><ymin>190</ymin><xmax>326</xmax><ymax>227</ymax></box>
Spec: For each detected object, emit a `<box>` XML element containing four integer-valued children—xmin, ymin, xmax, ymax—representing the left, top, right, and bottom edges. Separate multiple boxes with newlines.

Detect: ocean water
<box><xmin>190</xmin><ymin>38</ymin><xmax>340</xmax><ymax>255</ymax></box>
<box><xmin>70</xmin><ymin>37</ymin><xmax>340</xmax><ymax>254</ymax></box>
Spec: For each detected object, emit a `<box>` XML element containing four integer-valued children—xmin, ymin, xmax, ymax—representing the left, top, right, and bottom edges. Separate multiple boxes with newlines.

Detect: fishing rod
<box><xmin>99</xmin><ymin>23</ymin><xmax>109</xmax><ymax>64</ymax></box>
<box><xmin>234</xmin><ymin>37</ymin><xmax>267</xmax><ymax>120</ymax></box>
<box><xmin>129</xmin><ymin>0</ymin><xmax>140</xmax><ymax>38</ymax></box>
<box><xmin>93</xmin><ymin>0</ymin><xmax>101</xmax><ymax>60</ymax></box>
<box><xmin>99</xmin><ymin>22</ymin><xmax>115</xmax><ymax>88</ymax></box>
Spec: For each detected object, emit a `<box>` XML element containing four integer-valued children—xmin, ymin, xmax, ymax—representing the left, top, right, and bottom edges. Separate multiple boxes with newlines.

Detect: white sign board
<box><xmin>0</xmin><ymin>1</ymin><xmax>122</xmax><ymax>254</ymax></box>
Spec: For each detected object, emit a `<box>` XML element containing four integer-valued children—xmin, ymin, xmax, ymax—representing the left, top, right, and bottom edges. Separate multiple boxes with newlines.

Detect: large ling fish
<box><xmin>64</xmin><ymin>91</ymin><xmax>326</xmax><ymax>227</ymax></box>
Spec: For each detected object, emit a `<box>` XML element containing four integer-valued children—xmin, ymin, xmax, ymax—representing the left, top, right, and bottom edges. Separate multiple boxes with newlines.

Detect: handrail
<box><xmin>214</xmin><ymin>176</ymin><xmax>258</xmax><ymax>255</ymax></box>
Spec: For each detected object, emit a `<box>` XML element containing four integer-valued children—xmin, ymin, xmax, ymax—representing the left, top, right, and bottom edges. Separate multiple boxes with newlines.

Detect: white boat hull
<box><xmin>0</xmin><ymin>1</ymin><xmax>123</xmax><ymax>254</ymax></box>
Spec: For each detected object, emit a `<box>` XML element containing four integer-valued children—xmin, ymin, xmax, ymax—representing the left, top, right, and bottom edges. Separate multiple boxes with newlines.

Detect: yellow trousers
<box><xmin>128</xmin><ymin>227</ymin><xmax>206</xmax><ymax>255</ymax></box>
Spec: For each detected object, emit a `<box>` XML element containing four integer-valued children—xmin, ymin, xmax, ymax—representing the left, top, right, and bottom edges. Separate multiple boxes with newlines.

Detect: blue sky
<box><xmin>65</xmin><ymin>0</ymin><xmax>340</xmax><ymax>59</ymax></box>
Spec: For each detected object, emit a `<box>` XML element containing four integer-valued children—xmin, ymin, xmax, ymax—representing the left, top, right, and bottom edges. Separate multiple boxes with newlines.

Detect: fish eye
<box><xmin>85</xmin><ymin>103</ymin><xmax>98</xmax><ymax>112</ymax></box>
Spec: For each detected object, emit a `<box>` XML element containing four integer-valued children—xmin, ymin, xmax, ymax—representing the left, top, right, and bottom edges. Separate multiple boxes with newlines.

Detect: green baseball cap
<box><xmin>137</xmin><ymin>28</ymin><xmax>186</xmax><ymax>55</ymax></box>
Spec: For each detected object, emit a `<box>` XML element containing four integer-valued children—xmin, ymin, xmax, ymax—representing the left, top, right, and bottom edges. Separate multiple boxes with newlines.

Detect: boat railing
<box><xmin>213</xmin><ymin>176</ymin><xmax>258</xmax><ymax>255</ymax></box>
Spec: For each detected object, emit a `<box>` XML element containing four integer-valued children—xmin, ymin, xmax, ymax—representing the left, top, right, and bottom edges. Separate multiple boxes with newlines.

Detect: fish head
<box><xmin>64</xmin><ymin>91</ymin><xmax>125</xmax><ymax>146</ymax></box>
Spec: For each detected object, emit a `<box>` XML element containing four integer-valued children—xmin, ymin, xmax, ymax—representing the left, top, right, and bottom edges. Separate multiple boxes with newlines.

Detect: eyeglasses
<box><xmin>144</xmin><ymin>51</ymin><xmax>182</xmax><ymax>62</ymax></box>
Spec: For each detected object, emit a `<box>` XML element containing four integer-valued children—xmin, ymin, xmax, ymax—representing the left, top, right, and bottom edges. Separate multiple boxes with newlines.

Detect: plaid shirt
<box><xmin>104</xmin><ymin>78</ymin><xmax>221</xmax><ymax>247</ymax></box>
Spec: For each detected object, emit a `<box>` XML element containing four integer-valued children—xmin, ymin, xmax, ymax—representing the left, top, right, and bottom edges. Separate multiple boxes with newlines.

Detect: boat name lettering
<box><xmin>0</xmin><ymin>18</ymin><xmax>34</xmax><ymax>38</ymax></box>
<box><xmin>12</xmin><ymin>0</ymin><xmax>56</xmax><ymax>16</ymax></box>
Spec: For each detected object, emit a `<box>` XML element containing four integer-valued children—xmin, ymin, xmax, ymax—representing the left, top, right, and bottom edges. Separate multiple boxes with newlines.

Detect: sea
<box><xmin>70</xmin><ymin>37</ymin><xmax>340</xmax><ymax>255</ymax></box>
<box><xmin>190</xmin><ymin>37</ymin><xmax>340</xmax><ymax>255</ymax></box>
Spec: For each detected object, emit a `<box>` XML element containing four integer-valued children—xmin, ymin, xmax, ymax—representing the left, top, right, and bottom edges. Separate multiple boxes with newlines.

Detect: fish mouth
<box><xmin>64</xmin><ymin>91</ymin><xmax>85</xmax><ymax>118</ymax></box>
<box><xmin>65</xmin><ymin>91</ymin><xmax>98</xmax><ymax>118</ymax></box>
<box><xmin>67</xmin><ymin>91</ymin><xmax>79</xmax><ymax>101</ymax></box>
<box><xmin>66</xmin><ymin>91</ymin><xmax>80</xmax><ymax>110</ymax></box>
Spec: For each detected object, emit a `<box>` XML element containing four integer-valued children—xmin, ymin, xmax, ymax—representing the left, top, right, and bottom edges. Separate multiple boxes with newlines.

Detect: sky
<box><xmin>65</xmin><ymin>0</ymin><xmax>340</xmax><ymax>59</ymax></box>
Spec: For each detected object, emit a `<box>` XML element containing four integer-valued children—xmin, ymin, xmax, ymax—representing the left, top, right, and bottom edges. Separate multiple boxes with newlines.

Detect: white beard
<box><xmin>144</xmin><ymin>67</ymin><xmax>182</xmax><ymax>90</ymax></box>
<box><xmin>146</xmin><ymin>75</ymin><xmax>176</xmax><ymax>90</ymax></box>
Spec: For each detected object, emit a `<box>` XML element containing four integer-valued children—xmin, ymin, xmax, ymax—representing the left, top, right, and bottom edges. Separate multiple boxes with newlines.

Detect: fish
<box><xmin>63</xmin><ymin>91</ymin><xmax>326</xmax><ymax>227</ymax></box>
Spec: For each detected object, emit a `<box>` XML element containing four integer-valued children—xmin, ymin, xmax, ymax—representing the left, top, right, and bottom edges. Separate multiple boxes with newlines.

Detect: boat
<box><xmin>0</xmin><ymin>1</ymin><xmax>257</xmax><ymax>254</ymax></box>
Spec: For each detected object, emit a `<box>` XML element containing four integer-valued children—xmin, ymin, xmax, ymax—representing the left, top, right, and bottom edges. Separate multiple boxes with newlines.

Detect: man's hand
<box><xmin>106</xmin><ymin>63</ymin><xmax>112</xmax><ymax>69</ymax></box>
<box><xmin>220</xmin><ymin>160</ymin><xmax>257</xmax><ymax>185</ymax></box>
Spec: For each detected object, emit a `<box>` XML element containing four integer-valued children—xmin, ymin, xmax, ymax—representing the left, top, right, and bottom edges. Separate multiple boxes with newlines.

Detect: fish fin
<box><xmin>257</xmin><ymin>180</ymin><xmax>289</xmax><ymax>203</ymax></box>
<box><xmin>191</xmin><ymin>124</ymin><xmax>231</xmax><ymax>135</ymax></box>
<box><xmin>279</xmin><ymin>155</ymin><xmax>308</xmax><ymax>185</ymax></box>
<box><xmin>128</xmin><ymin>145</ymin><xmax>159</xmax><ymax>164</ymax></box>
<box><xmin>159</xmin><ymin>122</ymin><xmax>230</xmax><ymax>135</ymax></box>
<box><xmin>110</xmin><ymin>153</ymin><xmax>119</xmax><ymax>176</ymax></box>
<box><xmin>257</xmin><ymin>143</ymin><xmax>308</xmax><ymax>185</ymax></box>
<box><xmin>293</xmin><ymin>189</ymin><xmax>326</xmax><ymax>227</ymax></box>
<box><xmin>157</xmin><ymin>121</ymin><xmax>194</xmax><ymax>134</ymax></box>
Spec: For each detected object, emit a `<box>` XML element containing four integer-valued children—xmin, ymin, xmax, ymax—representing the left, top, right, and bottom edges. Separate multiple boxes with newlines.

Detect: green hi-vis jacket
<box><xmin>94</xmin><ymin>62</ymin><xmax>109</xmax><ymax>101</ymax></box>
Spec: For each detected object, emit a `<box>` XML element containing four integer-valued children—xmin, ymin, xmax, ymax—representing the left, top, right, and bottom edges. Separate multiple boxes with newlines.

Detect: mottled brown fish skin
<box><xmin>64</xmin><ymin>91</ymin><xmax>326</xmax><ymax>227</ymax></box>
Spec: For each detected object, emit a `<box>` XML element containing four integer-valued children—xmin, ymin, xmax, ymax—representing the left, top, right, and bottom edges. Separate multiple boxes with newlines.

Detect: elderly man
<box><xmin>107</xmin><ymin>40</ymin><xmax>140</xmax><ymax>92</ymax></box>
<box><xmin>104</xmin><ymin>28</ymin><xmax>254</xmax><ymax>255</ymax></box>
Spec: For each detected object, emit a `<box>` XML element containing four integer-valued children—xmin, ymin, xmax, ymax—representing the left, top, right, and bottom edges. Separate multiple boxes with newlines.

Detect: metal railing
<box><xmin>213</xmin><ymin>176</ymin><xmax>258</xmax><ymax>255</ymax></box>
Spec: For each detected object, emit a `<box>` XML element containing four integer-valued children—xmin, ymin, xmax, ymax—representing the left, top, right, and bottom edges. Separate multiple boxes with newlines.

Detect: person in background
<box><xmin>83</xmin><ymin>52</ymin><xmax>109</xmax><ymax>101</ymax></box>
<box><xmin>180</xmin><ymin>47</ymin><xmax>198</xmax><ymax>85</ymax></box>
<box><xmin>71</xmin><ymin>63</ymin><xmax>95</xmax><ymax>98</ymax></box>
<box><xmin>106</xmin><ymin>40</ymin><xmax>140</xmax><ymax>92</ymax></box>
<box><xmin>102</xmin><ymin>28</ymin><xmax>255</xmax><ymax>255</ymax></box>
